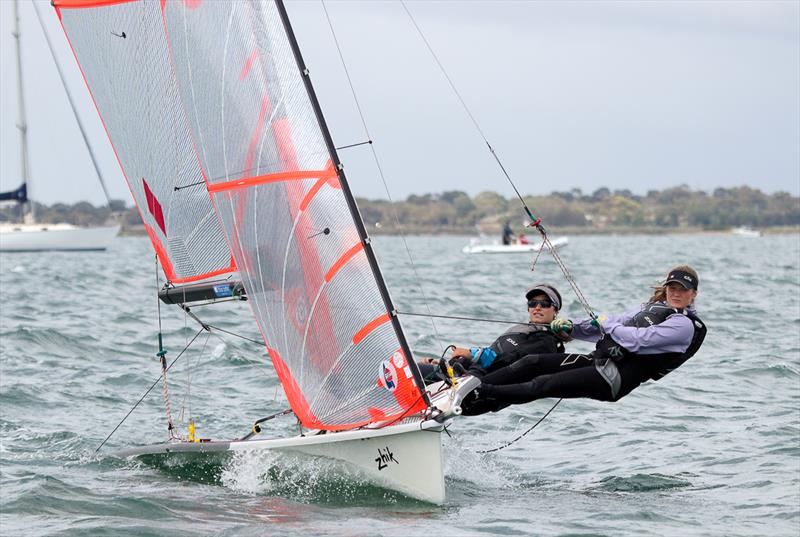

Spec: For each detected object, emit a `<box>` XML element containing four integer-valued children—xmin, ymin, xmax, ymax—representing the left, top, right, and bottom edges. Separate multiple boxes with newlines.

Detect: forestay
<box><xmin>55</xmin><ymin>0</ymin><xmax>428</xmax><ymax>430</ymax></box>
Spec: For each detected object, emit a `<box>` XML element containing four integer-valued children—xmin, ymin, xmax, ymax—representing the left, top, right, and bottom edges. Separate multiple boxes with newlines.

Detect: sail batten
<box><xmin>58</xmin><ymin>0</ymin><xmax>429</xmax><ymax>430</ymax></box>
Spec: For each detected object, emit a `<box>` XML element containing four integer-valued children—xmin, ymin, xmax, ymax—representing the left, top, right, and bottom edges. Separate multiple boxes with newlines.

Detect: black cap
<box><xmin>525</xmin><ymin>284</ymin><xmax>562</xmax><ymax>310</ymax></box>
<box><xmin>665</xmin><ymin>269</ymin><xmax>698</xmax><ymax>290</ymax></box>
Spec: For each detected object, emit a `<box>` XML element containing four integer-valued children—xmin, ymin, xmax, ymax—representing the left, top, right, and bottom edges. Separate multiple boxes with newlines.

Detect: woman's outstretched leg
<box><xmin>479</xmin><ymin>352</ymin><xmax>594</xmax><ymax>385</ymax></box>
<box><xmin>479</xmin><ymin>366</ymin><xmax>614</xmax><ymax>405</ymax></box>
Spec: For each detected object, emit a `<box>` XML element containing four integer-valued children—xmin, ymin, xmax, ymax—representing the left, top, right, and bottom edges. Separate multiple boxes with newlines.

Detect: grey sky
<box><xmin>1</xmin><ymin>0</ymin><xmax>798</xmax><ymax>207</ymax></box>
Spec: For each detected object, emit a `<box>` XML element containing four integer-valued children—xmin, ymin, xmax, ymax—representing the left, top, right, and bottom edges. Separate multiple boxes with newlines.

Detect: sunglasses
<box><xmin>527</xmin><ymin>299</ymin><xmax>553</xmax><ymax>309</ymax></box>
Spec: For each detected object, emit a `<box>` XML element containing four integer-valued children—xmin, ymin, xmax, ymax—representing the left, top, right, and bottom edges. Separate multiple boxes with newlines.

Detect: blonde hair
<box><xmin>649</xmin><ymin>264</ymin><xmax>699</xmax><ymax>303</ymax></box>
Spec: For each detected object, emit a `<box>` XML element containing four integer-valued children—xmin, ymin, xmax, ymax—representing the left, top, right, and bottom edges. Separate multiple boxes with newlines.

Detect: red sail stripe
<box><xmin>242</xmin><ymin>96</ymin><xmax>271</xmax><ymax>176</ymax></box>
<box><xmin>299</xmin><ymin>162</ymin><xmax>339</xmax><ymax>211</ymax></box>
<box><xmin>54</xmin><ymin>0</ymin><xmax>137</xmax><ymax>8</ymax></box>
<box><xmin>239</xmin><ymin>49</ymin><xmax>259</xmax><ymax>81</ymax></box>
<box><xmin>144</xmin><ymin>223</ymin><xmax>234</xmax><ymax>284</ymax></box>
<box><xmin>142</xmin><ymin>178</ymin><xmax>166</xmax><ymax>235</ymax></box>
<box><xmin>271</xmin><ymin>118</ymin><xmax>338</xmax><ymax>416</ymax></box>
<box><xmin>143</xmin><ymin>223</ymin><xmax>175</xmax><ymax>281</ymax></box>
<box><xmin>325</xmin><ymin>243</ymin><xmax>364</xmax><ymax>283</ymax></box>
<box><xmin>352</xmin><ymin>313</ymin><xmax>391</xmax><ymax>346</ymax></box>
<box><xmin>207</xmin><ymin>169</ymin><xmax>333</xmax><ymax>193</ymax></box>
<box><xmin>268</xmin><ymin>347</ymin><xmax>317</xmax><ymax>427</ymax></box>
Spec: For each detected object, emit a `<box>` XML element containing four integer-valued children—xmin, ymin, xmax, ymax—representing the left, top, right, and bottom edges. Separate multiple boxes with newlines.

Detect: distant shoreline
<box><xmin>119</xmin><ymin>224</ymin><xmax>799</xmax><ymax>237</ymax></box>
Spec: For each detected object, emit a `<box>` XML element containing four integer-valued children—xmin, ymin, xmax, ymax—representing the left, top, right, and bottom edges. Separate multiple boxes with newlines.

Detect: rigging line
<box><xmin>175</xmin><ymin>302</ymin><xmax>262</xmax><ymax>346</ymax></box>
<box><xmin>397</xmin><ymin>310</ymin><xmax>551</xmax><ymax>329</ymax></box>
<box><xmin>203</xmin><ymin>323</ymin><xmax>263</xmax><ymax>346</ymax></box>
<box><xmin>401</xmin><ymin>1</ymin><xmax>599</xmax><ymax>323</ymax></box>
<box><xmin>540</xmin><ymin>236</ymin><xmax>599</xmax><ymax>325</ymax></box>
<box><xmin>155</xmin><ymin>256</ymin><xmax>162</xmax><ymax>335</ymax></box>
<box><xmin>94</xmin><ymin>328</ymin><xmax>206</xmax><ymax>454</ymax></box>
<box><xmin>319</xmin><ymin>0</ymin><xmax>445</xmax><ymax>354</ymax></box>
<box><xmin>476</xmin><ymin>398</ymin><xmax>563</xmax><ymax>454</ymax></box>
<box><xmin>399</xmin><ymin>1</ymin><xmax>541</xmax><ymax>223</ymax></box>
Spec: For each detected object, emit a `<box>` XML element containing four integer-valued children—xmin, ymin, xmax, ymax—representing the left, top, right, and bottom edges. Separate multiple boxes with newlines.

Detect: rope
<box><xmin>400</xmin><ymin>1</ymin><xmax>600</xmax><ymax>329</ymax></box>
<box><xmin>398</xmin><ymin>310</ymin><xmax>550</xmax><ymax>329</ymax></box>
<box><xmin>160</xmin><ymin>353</ymin><xmax>180</xmax><ymax>440</ymax></box>
<box><xmin>399</xmin><ymin>4</ymin><xmax>595</xmax><ymax>447</ymax></box>
<box><xmin>94</xmin><ymin>328</ymin><xmax>206</xmax><ymax>453</ymax></box>
<box><xmin>476</xmin><ymin>398</ymin><xmax>562</xmax><ymax>454</ymax></box>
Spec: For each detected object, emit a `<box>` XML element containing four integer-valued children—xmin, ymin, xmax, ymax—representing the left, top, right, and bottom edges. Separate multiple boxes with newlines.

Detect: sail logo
<box><xmin>391</xmin><ymin>351</ymin><xmax>414</xmax><ymax>380</ymax></box>
<box><xmin>379</xmin><ymin>361</ymin><xmax>397</xmax><ymax>391</ymax></box>
<box><xmin>375</xmin><ymin>446</ymin><xmax>399</xmax><ymax>470</ymax></box>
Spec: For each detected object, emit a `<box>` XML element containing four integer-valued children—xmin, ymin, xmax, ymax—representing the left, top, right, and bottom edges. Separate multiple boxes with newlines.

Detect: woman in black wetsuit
<box><xmin>418</xmin><ymin>284</ymin><xmax>569</xmax><ymax>413</ymax></box>
<box><xmin>461</xmin><ymin>265</ymin><xmax>707</xmax><ymax>415</ymax></box>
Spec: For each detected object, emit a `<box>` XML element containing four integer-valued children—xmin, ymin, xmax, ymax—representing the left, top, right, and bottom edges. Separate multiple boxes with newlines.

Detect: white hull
<box><xmin>114</xmin><ymin>379</ymin><xmax>478</xmax><ymax>503</ymax></box>
<box><xmin>731</xmin><ymin>227</ymin><xmax>761</xmax><ymax>237</ymax></box>
<box><xmin>463</xmin><ymin>236</ymin><xmax>568</xmax><ymax>254</ymax></box>
<box><xmin>118</xmin><ymin>419</ymin><xmax>446</xmax><ymax>503</ymax></box>
<box><xmin>0</xmin><ymin>223</ymin><xmax>120</xmax><ymax>251</ymax></box>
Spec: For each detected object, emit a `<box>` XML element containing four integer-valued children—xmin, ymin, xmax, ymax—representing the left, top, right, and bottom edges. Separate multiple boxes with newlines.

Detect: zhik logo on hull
<box><xmin>375</xmin><ymin>446</ymin><xmax>399</xmax><ymax>471</ymax></box>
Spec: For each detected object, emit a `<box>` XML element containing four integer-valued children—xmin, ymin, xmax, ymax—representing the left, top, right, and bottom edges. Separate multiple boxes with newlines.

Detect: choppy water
<box><xmin>1</xmin><ymin>233</ymin><xmax>798</xmax><ymax>536</ymax></box>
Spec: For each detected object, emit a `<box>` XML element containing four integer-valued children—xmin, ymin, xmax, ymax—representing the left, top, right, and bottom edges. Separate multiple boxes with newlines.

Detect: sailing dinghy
<box><xmin>54</xmin><ymin>0</ymin><xmax>478</xmax><ymax>503</ymax></box>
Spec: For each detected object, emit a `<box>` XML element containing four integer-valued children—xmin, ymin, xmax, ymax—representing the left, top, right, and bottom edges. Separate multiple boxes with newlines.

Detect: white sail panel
<box><xmin>56</xmin><ymin>0</ymin><xmax>427</xmax><ymax>430</ymax></box>
<box><xmin>55</xmin><ymin>0</ymin><xmax>233</xmax><ymax>283</ymax></box>
<box><xmin>161</xmin><ymin>0</ymin><xmax>426</xmax><ymax>429</ymax></box>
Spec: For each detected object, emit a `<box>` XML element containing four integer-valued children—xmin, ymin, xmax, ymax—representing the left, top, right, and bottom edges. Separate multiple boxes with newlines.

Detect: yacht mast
<box><xmin>32</xmin><ymin>1</ymin><xmax>113</xmax><ymax>208</ymax></box>
<box><xmin>12</xmin><ymin>0</ymin><xmax>33</xmax><ymax>222</ymax></box>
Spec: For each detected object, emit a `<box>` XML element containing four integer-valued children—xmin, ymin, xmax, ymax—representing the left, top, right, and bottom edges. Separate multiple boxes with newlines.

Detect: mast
<box><xmin>32</xmin><ymin>1</ymin><xmax>113</xmax><ymax>208</ymax></box>
<box><xmin>274</xmin><ymin>0</ymin><xmax>431</xmax><ymax>407</ymax></box>
<box><xmin>12</xmin><ymin>0</ymin><xmax>33</xmax><ymax>222</ymax></box>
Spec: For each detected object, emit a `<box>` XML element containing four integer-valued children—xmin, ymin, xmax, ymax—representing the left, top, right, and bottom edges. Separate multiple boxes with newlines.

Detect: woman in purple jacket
<box><xmin>462</xmin><ymin>265</ymin><xmax>707</xmax><ymax>413</ymax></box>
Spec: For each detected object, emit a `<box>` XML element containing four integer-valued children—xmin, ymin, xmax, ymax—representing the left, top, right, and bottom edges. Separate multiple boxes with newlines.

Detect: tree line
<box><xmin>1</xmin><ymin>185</ymin><xmax>797</xmax><ymax>233</ymax></box>
<box><xmin>357</xmin><ymin>185</ymin><xmax>798</xmax><ymax>232</ymax></box>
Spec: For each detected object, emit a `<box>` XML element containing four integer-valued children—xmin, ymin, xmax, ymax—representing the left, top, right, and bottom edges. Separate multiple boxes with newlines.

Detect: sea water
<box><xmin>0</xmin><ymin>233</ymin><xmax>798</xmax><ymax>536</ymax></box>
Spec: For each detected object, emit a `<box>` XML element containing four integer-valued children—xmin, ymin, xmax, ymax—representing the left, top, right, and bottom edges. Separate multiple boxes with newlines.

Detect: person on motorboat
<box><xmin>502</xmin><ymin>221</ymin><xmax>515</xmax><ymax>245</ymax></box>
<box><xmin>418</xmin><ymin>284</ymin><xmax>570</xmax><ymax>413</ymax></box>
<box><xmin>458</xmin><ymin>265</ymin><xmax>707</xmax><ymax>414</ymax></box>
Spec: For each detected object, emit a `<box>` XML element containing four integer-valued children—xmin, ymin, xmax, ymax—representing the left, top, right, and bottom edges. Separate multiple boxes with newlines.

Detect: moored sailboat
<box><xmin>0</xmin><ymin>0</ymin><xmax>118</xmax><ymax>253</ymax></box>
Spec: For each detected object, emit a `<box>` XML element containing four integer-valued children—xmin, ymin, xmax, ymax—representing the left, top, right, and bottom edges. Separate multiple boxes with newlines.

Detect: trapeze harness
<box><xmin>594</xmin><ymin>302</ymin><xmax>707</xmax><ymax>400</ymax></box>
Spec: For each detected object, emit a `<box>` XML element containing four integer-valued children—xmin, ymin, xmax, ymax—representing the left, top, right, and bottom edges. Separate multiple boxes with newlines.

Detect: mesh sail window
<box><xmin>56</xmin><ymin>0</ymin><xmax>426</xmax><ymax>430</ymax></box>
<box><xmin>55</xmin><ymin>0</ymin><xmax>234</xmax><ymax>283</ymax></box>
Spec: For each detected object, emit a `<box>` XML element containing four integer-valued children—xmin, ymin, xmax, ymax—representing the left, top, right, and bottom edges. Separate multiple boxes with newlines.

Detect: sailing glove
<box><xmin>550</xmin><ymin>318</ymin><xmax>573</xmax><ymax>334</ymax></box>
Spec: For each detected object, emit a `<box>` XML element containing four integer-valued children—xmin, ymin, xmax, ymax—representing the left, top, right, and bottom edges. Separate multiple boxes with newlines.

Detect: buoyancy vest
<box><xmin>620</xmin><ymin>302</ymin><xmax>706</xmax><ymax>380</ymax></box>
<box><xmin>487</xmin><ymin>323</ymin><xmax>564</xmax><ymax>368</ymax></box>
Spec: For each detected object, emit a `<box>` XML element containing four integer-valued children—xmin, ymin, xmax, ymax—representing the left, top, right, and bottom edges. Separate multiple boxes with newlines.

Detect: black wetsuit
<box><xmin>434</xmin><ymin>324</ymin><xmax>564</xmax><ymax>416</ymax></box>
<box><xmin>465</xmin><ymin>304</ymin><xmax>706</xmax><ymax>413</ymax></box>
<box><xmin>423</xmin><ymin>324</ymin><xmax>564</xmax><ymax>415</ymax></box>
